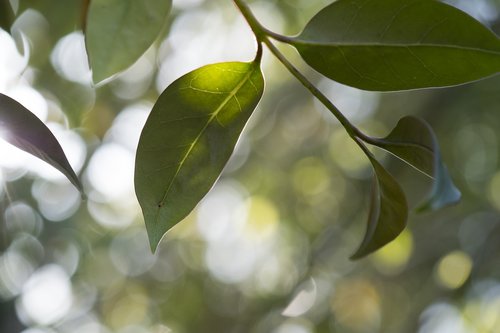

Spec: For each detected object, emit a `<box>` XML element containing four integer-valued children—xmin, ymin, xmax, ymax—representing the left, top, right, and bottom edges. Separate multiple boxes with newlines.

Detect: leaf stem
<box><xmin>262</xmin><ymin>27</ymin><xmax>297</xmax><ymax>44</ymax></box>
<box><xmin>233</xmin><ymin>0</ymin><xmax>361</xmax><ymax>139</ymax></box>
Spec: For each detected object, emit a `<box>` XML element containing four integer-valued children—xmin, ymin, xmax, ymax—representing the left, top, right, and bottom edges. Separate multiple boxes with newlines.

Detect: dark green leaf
<box><xmin>135</xmin><ymin>61</ymin><xmax>264</xmax><ymax>252</ymax></box>
<box><xmin>85</xmin><ymin>0</ymin><xmax>172</xmax><ymax>83</ymax></box>
<box><xmin>0</xmin><ymin>0</ymin><xmax>15</xmax><ymax>32</ymax></box>
<box><xmin>292</xmin><ymin>0</ymin><xmax>500</xmax><ymax>91</ymax></box>
<box><xmin>0</xmin><ymin>93</ymin><xmax>84</xmax><ymax>195</ymax></box>
<box><xmin>351</xmin><ymin>142</ymin><xmax>408</xmax><ymax>259</ymax></box>
<box><xmin>365</xmin><ymin>116</ymin><xmax>460</xmax><ymax>210</ymax></box>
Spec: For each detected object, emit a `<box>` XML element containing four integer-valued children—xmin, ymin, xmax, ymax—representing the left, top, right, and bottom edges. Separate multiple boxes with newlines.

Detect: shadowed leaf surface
<box><xmin>0</xmin><ymin>93</ymin><xmax>83</xmax><ymax>194</ymax></box>
<box><xmin>0</xmin><ymin>0</ymin><xmax>14</xmax><ymax>32</ymax></box>
<box><xmin>367</xmin><ymin>116</ymin><xmax>461</xmax><ymax>211</ymax></box>
<box><xmin>292</xmin><ymin>0</ymin><xmax>500</xmax><ymax>91</ymax></box>
<box><xmin>351</xmin><ymin>141</ymin><xmax>408</xmax><ymax>259</ymax></box>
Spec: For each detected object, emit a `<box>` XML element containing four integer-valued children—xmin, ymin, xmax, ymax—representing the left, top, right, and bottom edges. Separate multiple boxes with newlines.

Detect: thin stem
<box><xmin>261</xmin><ymin>27</ymin><xmax>297</xmax><ymax>44</ymax></box>
<box><xmin>233</xmin><ymin>0</ymin><xmax>264</xmax><ymax>40</ymax></box>
<box><xmin>263</xmin><ymin>38</ymin><xmax>359</xmax><ymax>138</ymax></box>
<box><xmin>233</xmin><ymin>0</ymin><xmax>361</xmax><ymax>139</ymax></box>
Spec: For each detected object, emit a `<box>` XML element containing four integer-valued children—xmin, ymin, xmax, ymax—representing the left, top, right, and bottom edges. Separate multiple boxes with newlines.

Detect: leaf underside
<box><xmin>0</xmin><ymin>93</ymin><xmax>83</xmax><ymax>194</ymax></box>
<box><xmin>85</xmin><ymin>0</ymin><xmax>172</xmax><ymax>83</ymax></box>
<box><xmin>135</xmin><ymin>61</ymin><xmax>264</xmax><ymax>252</ymax></box>
<box><xmin>370</xmin><ymin>116</ymin><xmax>461</xmax><ymax>211</ymax></box>
<box><xmin>293</xmin><ymin>0</ymin><xmax>500</xmax><ymax>91</ymax></box>
<box><xmin>351</xmin><ymin>146</ymin><xmax>408</xmax><ymax>259</ymax></box>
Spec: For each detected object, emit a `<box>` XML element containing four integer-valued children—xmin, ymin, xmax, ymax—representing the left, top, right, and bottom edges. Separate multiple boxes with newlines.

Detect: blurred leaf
<box><xmin>351</xmin><ymin>141</ymin><xmax>408</xmax><ymax>259</ymax></box>
<box><xmin>135</xmin><ymin>61</ymin><xmax>264</xmax><ymax>252</ymax></box>
<box><xmin>19</xmin><ymin>0</ymin><xmax>81</xmax><ymax>39</ymax></box>
<box><xmin>0</xmin><ymin>0</ymin><xmax>14</xmax><ymax>32</ymax></box>
<box><xmin>291</xmin><ymin>0</ymin><xmax>500</xmax><ymax>91</ymax></box>
<box><xmin>365</xmin><ymin>116</ymin><xmax>461</xmax><ymax>211</ymax></box>
<box><xmin>85</xmin><ymin>0</ymin><xmax>172</xmax><ymax>83</ymax></box>
<box><xmin>0</xmin><ymin>93</ymin><xmax>84</xmax><ymax>195</ymax></box>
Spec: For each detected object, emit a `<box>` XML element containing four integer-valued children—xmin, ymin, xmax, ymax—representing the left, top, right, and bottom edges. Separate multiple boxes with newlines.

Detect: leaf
<box><xmin>0</xmin><ymin>93</ymin><xmax>84</xmax><ymax>195</ymax></box>
<box><xmin>0</xmin><ymin>0</ymin><xmax>15</xmax><ymax>32</ymax></box>
<box><xmin>85</xmin><ymin>0</ymin><xmax>172</xmax><ymax>83</ymax></box>
<box><xmin>351</xmin><ymin>142</ymin><xmax>408</xmax><ymax>259</ymax></box>
<box><xmin>365</xmin><ymin>116</ymin><xmax>461</xmax><ymax>210</ymax></box>
<box><xmin>135</xmin><ymin>61</ymin><xmax>264</xmax><ymax>252</ymax></box>
<box><xmin>291</xmin><ymin>0</ymin><xmax>500</xmax><ymax>91</ymax></box>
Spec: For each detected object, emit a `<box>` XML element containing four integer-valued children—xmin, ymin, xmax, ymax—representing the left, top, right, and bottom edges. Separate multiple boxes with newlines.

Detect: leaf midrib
<box><xmin>374</xmin><ymin>140</ymin><xmax>435</xmax><ymax>179</ymax></box>
<box><xmin>103</xmin><ymin>1</ymin><xmax>133</xmax><ymax>75</ymax></box>
<box><xmin>294</xmin><ymin>40</ymin><xmax>500</xmax><ymax>56</ymax></box>
<box><xmin>154</xmin><ymin>65</ymin><xmax>256</xmax><ymax>222</ymax></box>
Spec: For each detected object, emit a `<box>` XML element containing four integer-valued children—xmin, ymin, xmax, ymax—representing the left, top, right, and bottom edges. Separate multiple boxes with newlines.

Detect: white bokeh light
<box><xmin>196</xmin><ymin>182</ymin><xmax>247</xmax><ymax>243</ymax></box>
<box><xmin>21</xmin><ymin>329</ymin><xmax>57</xmax><ymax>333</ymax></box>
<box><xmin>0</xmin><ymin>250</ymin><xmax>35</xmax><ymax>298</ymax></box>
<box><xmin>109</xmin><ymin>229</ymin><xmax>156</xmax><ymax>277</ymax></box>
<box><xmin>4</xmin><ymin>84</ymin><xmax>47</xmax><ymax>122</ymax></box>
<box><xmin>273</xmin><ymin>321</ymin><xmax>313</xmax><ymax>333</ymax></box>
<box><xmin>32</xmin><ymin>180</ymin><xmax>81</xmax><ymax>221</ymax></box>
<box><xmin>112</xmin><ymin>52</ymin><xmax>156</xmax><ymax>100</ymax></box>
<box><xmin>87</xmin><ymin>197</ymin><xmax>138</xmax><ymax>229</ymax></box>
<box><xmin>156</xmin><ymin>6</ymin><xmax>254</xmax><ymax>91</ymax></box>
<box><xmin>205</xmin><ymin>237</ymin><xmax>261</xmax><ymax>284</ymax></box>
<box><xmin>17</xmin><ymin>264</ymin><xmax>73</xmax><ymax>326</ymax></box>
<box><xmin>86</xmin><ymin>143</ymin><xmax>135</xmax><ymax>200</ymax></box>
<box><xmin>51</xmin><ymin>32</ymin><xmax>92</xmax><ymax>85</ymax></box>
<box><xmin>0</xmin><ymin>28</ymin><xmax>28</xmax><ymax>92</ymax></box>
<box><xmin>105</xmin><ymin>103</ymin><xmax>151</xmax><ymax>152</ymax></box>
<box><xmin>315</xmin><ymin>80</ymin><xmax>379</xmax><ymax>123</ymax></box>
<box><xmin>173</xmin><ymin>0</ymin><xmax>205</xmax><ymax>10</ymax></box>
<box><xmin>418</xmin><ymin>303</ymin><xmax>467</xmax><ymax>333</ymax></box>
<box><xmin>282</xmin><ymin>278</ymin><xmax>317</xmax><ymax>317</ymax></box>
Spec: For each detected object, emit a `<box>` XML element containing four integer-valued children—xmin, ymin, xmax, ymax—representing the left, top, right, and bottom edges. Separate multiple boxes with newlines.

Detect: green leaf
<box><xmin>291</xmin><ymin>0</ymin><xmax>500</xmax><ymax>91</ymax></box>
<box><xmin>365</xmin><ymin>116</ymin><xmax>461</xmax><ymax>211</ymax></box>
<box><xmin>0</xmin><ymin>0</ymin><xmax>15</xmax><ymax>32</ymax></box>
<box><xmin>85</xmin><ymin>0</ymin><xmax>171</xmax><ymax>83</ymax></box>
<box><xmin>135</xmin><ymin>61</ymin><xmax>264</xmax><ymax>252</ymax></box>
<box><xmin>351</xmin><ymin>142</ymin><xmax>408</xmax><ymax>259</ymax></box>
<box><xmin>0</xmin><ymin>93</ymin><xmax>84</xmax><ymax>195</ymax></box>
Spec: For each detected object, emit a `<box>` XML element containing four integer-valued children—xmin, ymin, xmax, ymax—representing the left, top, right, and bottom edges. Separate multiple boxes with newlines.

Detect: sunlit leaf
<box><xmin>135</xmin><ymin>61</ymin><xmax>264</xmax><ymax>252</ymax></box>
<box><xmin>0</xmin><ymin>93</ymin><xmax>84</xmax><ymax>194</ymax></box>
<box><xmin>85</xmin><ymin>0</ymin><xmax>171</xmax><ymax>83</ymax></box>
<box><xmin>365</xmin><ymin>116</ymin><xmax>460</xmax><ymax>211</ymax></box>
<box><xmin>291</xmin><ymin>0</ymin><xmax>500</xmax><ymax>91</ymax></box>
<box><xmin>351</xmin><ymin>141</ymin><xmax>408</xmax><ymax>259</ymax></box>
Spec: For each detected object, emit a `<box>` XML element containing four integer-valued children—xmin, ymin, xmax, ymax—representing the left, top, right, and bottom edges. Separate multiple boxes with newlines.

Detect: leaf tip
<box><xmin>147</xmin><ymin>232</ymin><xmax>162</xmax><ymax>254</ymax></box>
<box><xmin>349</xmin><ymin>251</ymin><xmax>366</xmax><ymax>261</ymax></box>
<box><xmin>416</xmin><ymin>186</ymin><xmax>461</xmax><ymax>213</ymax></box>
<box><xmin>145</xmin><ymin>219</ymin><xmax>167</xmax><ymax>254</ymax></box>
<box><xmin>416</xmin><ymin>164</ymin><xmax>462</xmax><ymax>212</ymax></box>
<box><xmin>91</xmin><ymin>71</ymin><xmax>113</xmax><ymax>87</ymax></box>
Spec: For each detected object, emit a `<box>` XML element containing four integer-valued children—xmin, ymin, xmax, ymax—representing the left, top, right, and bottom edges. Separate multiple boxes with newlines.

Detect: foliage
<box><xmin>136</xmin><ymin>60</ymin><xmax>264</xmax><ymax>251</ymax></box>
<box><xmin>1</xmin><ymin>0</ymin><xmax>500</xmax><ymax>332</ymax></box>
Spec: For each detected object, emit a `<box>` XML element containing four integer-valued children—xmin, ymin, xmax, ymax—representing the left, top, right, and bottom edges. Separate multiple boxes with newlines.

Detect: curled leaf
<box><xmin>291</xmin><ymin>0</ymin><xmax>500</xmax><ymax>91</ymax></box>
<box><xmin>351</xmin><ymin>142</ymin><xmax>408</xmax><ymax>259</ymax></box>
<box><xmin>0</xmin><ymin>93</ymin><xmax>84</xmax><ymax>194</ymax></box>
<box><xmin>364</xmin><ymin>116</ymin><xmax>460</xmax><ymax>211</ymax></box>
<box><xmin>135</xmin><ymin>61</ymin><xmax>264</xmax><ymax>252</ymax></box>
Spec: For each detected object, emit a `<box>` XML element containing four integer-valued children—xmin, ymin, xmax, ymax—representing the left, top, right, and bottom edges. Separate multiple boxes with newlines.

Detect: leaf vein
<box><xmin>155</xmin><ymin>66</ymin><xmax>257</xmax><ymax>216</ymax></box>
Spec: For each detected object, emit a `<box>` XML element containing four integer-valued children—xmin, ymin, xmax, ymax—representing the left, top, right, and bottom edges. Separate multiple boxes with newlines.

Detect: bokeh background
<box><xmin>1</xmin><ymin>0</ymin><xmax>500</xmax><ymax>332</ymax></box>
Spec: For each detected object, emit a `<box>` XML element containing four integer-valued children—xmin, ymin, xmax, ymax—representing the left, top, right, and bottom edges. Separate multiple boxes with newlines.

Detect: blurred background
<box><xmin>1</xmin><ymin>0</ymin><xmax>500</xmax><ymax>332</ymax></box>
